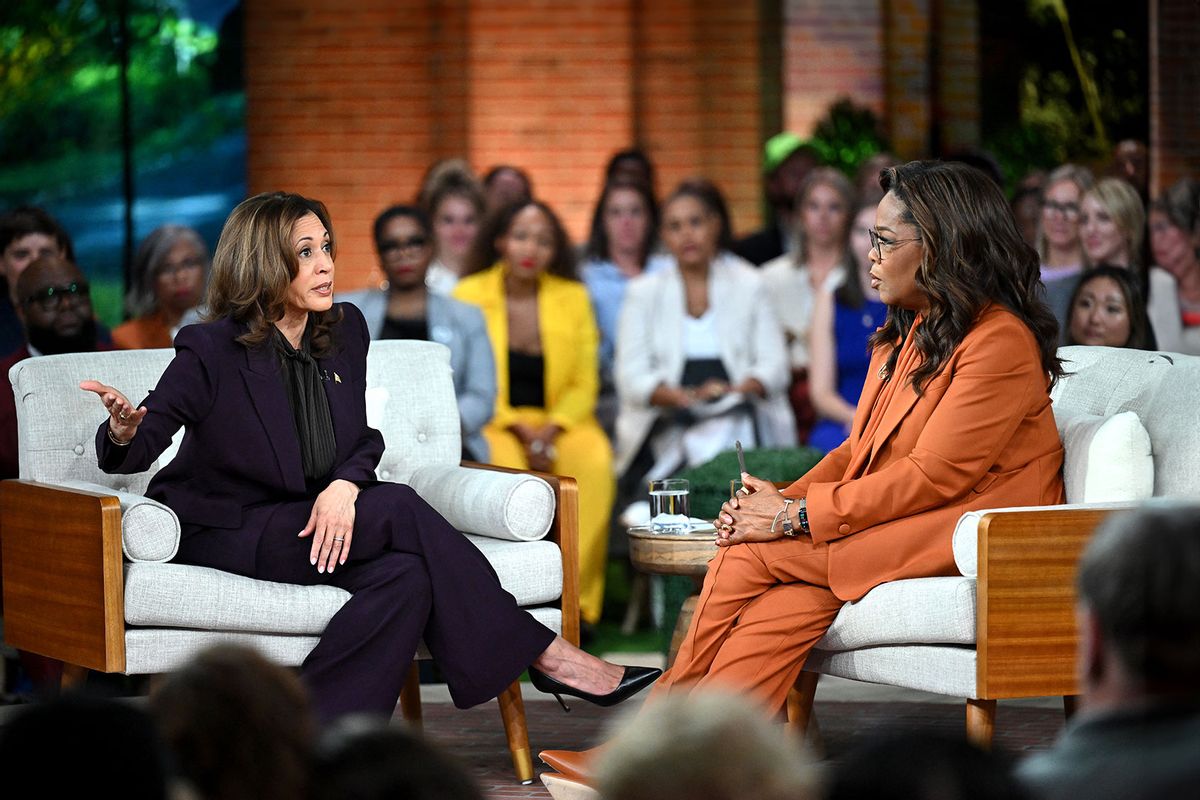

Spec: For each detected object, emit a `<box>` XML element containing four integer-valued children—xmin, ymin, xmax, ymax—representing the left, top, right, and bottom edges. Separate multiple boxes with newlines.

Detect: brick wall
<box><xmin>1150</xmin><ymin>0</ymin><xmax>1200</xmax><ymax>196</ymax></box>
<box><xmin>933</xmin><ymin>0</ymin><xmax>979</xmax><ymax>154</ymax></box>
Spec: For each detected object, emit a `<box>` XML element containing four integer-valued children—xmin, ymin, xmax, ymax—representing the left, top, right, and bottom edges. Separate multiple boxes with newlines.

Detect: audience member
<box><xmin>0</xmin><ymin>205</ymin><xmax>74</xmax><ymax>354</ymax></box>
<box><xmin>150</xmin><ymin>644</ymin><xmax>315</xmax><ymax>800</ymax></box>
<box><xmin>1064</xmin><ymin>266</ymin><xmax>1152</xmax><ymax>350</ymax></box>
<box><xmin>807</xmin><ymin>201</ymin><xmax>888</xmax><ymax>452</ymax></box>
<box><xmin>483</xmin><ymin>164</ymin><xmax>534</xmax><ymax>215</ymax></box>
<box><xmin>1017</xmin><ymin>502</ymin><xmax>1200</xmax><ymax>799</ymax></box>
<box><xmin>1012</xmin><ymin>182</ymin><xmax>1044</xmax><ymax>249</ymax></box>
<box><xmin>338</xmin><ymin>204</ymin><xmax>496</xmax><ymax>461</ymax></box>
<box><xmin>614</xmin><ymin>178</ymin><xmax>792</xmax><ymax>492</ymax></box>
<box><xmin>604</xmin><ymin>147</ymin><xmax>657</xmax><ymax>197</ymax></box>
<box><xmin>945</xmin><ymin>148</ymin><xmax>1005</xmax><ymax>187</ymax></box>
<box><xmin>761</xmin><ymin>167</ymin><xmax>857</xmax><ymax>443</ymax></box>
<box><xmin>593</xmin><ymin>691</ymin><xmax>819</xmax><ymax>800</ymax></box>
<box><xmin>1149</xmin><ymin>177</ymin><xmax>1200</xmax><ymax>355</ymax></box>
<box><xmin>1109</xmin><ymin>138</ymin><xmax>1149</xmax><ymax>202</ymax></box>
<box><xmin>828</xmin><ymin>731</ymin><xmax>1030</xmax><ymax>800</ymax></box>
<box><xmin>0</xmin><ymin>693</ymin><xmax>171</xmax><ymax>799</ymax></box>
<box><xmin>1081</xmin><ymin>177</ymin><xmax>1179</xmax><ymax>349</ymax></box>
<box><xmin>113</xmin><ymin>224</ymin><xmax>208</xmax><ymax>349</ymax></box>
<box><xmin>580</xmin><ymin>176</ymin><xmax>670</xmax><ymax>433</ymax></box>
<box><xmin>732</xmin><ymin>133</ymin><xmax>823</xmax><ymax>265</ymax></box>
<box><xmin>313</xmin><ymin>717</ymin><xmax>486</xmax><ymax>800</ymax></box>
<box><xmin>855</xmin><ymin>151</ymin><xmax>901</xmax><ymax>207</ymax></box>
<box><xmin>1037</xmin><ymin>164</ymin><xmax>1093</xmax><ymax>329</ymax></box>
<box><xmin>417</xmin><ymin>159</ymin><xmax>486</xmax><ymax>295</ymax></box>
<box><xmin>454</xmin><ymin>200</ymin><xmax>615</xmax><ymax>628</ymax></box>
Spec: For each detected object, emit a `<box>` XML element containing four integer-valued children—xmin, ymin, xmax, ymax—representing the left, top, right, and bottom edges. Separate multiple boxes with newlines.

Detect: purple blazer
<box><xmin>96</xmin><ymin>303</ymin><xmax>384</xmax><ymax>574</ymax></box>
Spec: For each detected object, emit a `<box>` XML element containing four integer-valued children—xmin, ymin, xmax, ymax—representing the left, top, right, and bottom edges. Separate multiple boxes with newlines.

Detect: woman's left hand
<box><xmin>715</xmin><ymin>473</ymin><xmax>786</xmax><ymax>547</ymax></box>
<box><xmin>299</xmin><ymin>479</ymin><xmax>360</xmax><ymax>574</ymax></box>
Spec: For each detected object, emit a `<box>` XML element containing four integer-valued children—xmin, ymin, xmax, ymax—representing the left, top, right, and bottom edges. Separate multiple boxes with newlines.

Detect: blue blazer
<box><xmin>96</xmin><ymin>303</ymin><xmax>383</xmax><ymax>573</ymax></box>
<box><xmin>337</xmin><ymin>289</ymin><xmax>495</xmax><ymax>461</ymax></box>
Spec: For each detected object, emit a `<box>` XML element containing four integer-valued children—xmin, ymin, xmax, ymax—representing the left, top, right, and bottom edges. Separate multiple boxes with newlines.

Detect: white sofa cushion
<box><xmin>58</xmin><ymin>479</ymin><xmax>180</xmax><ymax>562</ymax></box>
<box><xmin>817</xmin><ymin>576</ymin><xmax>976</xmax><ymax>650</ymax></box>
<box><xmin>1055</xmin><ymin>408</ymin><xmax>1154</xmax><ymax>503</ymax></box>
<box><xmin>405</xmin><ymin>465</ymin><xmax>555</xmax><ymax>542</ymax></box>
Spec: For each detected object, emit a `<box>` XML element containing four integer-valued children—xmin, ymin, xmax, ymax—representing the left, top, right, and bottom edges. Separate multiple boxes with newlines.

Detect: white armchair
<box><xmin>0</xmin><ymin>340</ymin><xmax>577</xmax><ymax>783</ymax></box>
<box><xmin>790</xmin><ymin>345</ymin><xmax>1200</xmax><ymax>744</ymax></box>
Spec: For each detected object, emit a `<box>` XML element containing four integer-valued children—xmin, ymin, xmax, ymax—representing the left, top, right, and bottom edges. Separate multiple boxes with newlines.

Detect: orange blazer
<box><xmin>783</xmin><ymin>304</ymin><xmax>1064</xmax><ymax>601</ymax></box>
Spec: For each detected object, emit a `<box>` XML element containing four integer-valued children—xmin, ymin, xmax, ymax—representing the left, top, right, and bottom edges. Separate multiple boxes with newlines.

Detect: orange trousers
<box><xmin>651</xmin><ymin>535</ymin><xmax>845</xmax><ymax>713</ymax></box>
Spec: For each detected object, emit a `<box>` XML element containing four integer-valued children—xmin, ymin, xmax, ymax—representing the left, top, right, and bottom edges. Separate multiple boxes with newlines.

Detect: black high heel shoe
<box><xmin>527</xmin><ymin>665</ymin><xmax>662</xmax><ymax>712</ymax></box>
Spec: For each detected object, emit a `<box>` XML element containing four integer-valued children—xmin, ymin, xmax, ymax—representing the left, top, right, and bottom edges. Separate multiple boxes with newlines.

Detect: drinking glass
<box><xmin>649</xmin><ymin>478</ymin><xmax>691</xmax><ymax>533</ymax></box>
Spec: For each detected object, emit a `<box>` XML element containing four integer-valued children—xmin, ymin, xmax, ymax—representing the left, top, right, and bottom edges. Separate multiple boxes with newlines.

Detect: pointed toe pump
<box><xmin>527</xmin><ymin>665</ymin><xmax>661</xmax><ymax>712</ymax></box>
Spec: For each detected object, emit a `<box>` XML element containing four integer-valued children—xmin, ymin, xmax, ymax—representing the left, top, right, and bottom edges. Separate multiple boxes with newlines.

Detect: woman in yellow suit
<box><xmin>454</xmin><ymin>200</ymin><xmax>615</xmax><ymax>626</ymax></box>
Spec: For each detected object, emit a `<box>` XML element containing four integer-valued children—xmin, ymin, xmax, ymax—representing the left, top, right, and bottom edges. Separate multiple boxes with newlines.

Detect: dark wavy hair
<box><xmin>583</xmin><ymin>177</ymin><xmax>659</xmax><ymax>265</ymax></box>
<box><xmin>869</xmin><ymin>161</ymin><xmax>1063</xmax><ymax>393</ymax></box>
<box><xmin>372</xmin><ymin>204</ymin><xmax>431</xmax><ymax>250</ymax></box>
<box><xmin>662</xmin><ymin>178</ymin><xmax>735</xmax><ymax>252</ymax></box>
<box><xmin>206</xmin><ymin>192</ymin><xmax>342</xmax><ymax>357</ymax></box>
<box><xmin>1065</xmin><ymin>265</ymin><xmax>1153</xmax><ymax>350</ymax></box>
<box><xmin>462</xmin><ymin>199</ymin><xmax>577</xmax><ymax>280</ymax></box>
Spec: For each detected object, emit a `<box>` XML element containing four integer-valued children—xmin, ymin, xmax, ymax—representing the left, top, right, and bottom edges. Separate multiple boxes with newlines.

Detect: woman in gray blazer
<box><xmin>339</xmin><ymin>205</ymin><xmax>496</xmax><ymax>462</ymax></box>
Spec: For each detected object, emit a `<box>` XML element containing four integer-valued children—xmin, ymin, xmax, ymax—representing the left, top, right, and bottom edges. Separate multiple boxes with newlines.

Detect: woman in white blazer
<box><xmin>614</xmin><ymin>179</ymin><xmax>795</xmax><ymax>482</ymax></box>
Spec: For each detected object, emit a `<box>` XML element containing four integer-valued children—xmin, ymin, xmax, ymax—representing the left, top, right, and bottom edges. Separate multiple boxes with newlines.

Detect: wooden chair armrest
<box><xmin>976</xmin><ymin>505</ymin><xmax>1126</xmax><ymax>699</ymax></box>
<box><xmin>0</xmin><ymin>479</ymin><xmax>126</xmax><ymax>671</ymax></box>
<box><xmin>460</xmin><ymin>462</ymin><xmax>580</xmax><ymax>647</ymax></box>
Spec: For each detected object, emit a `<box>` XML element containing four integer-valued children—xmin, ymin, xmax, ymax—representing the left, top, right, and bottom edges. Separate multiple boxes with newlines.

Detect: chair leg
<box><xmin>1063</xmin><ymin>695</ymin><xmax>1078</xmax><ymax>722</ymax></box>
<box><xmin>497</xmin><ymin>679</ymin><xmax>535</xmax><ymax>784</ymax></box>
<box><xmin>966</xmin><ymin>698</ymin><xmax>996</xmax><ymax>749</ymax></box>
<box><xmin>397</xmin><ymin>663</ymin><xmax>423</xmax><ymax>730</ymax></box>
<box><xmin>786</xmin><ymin>671</ymin><xmax>819</xmax><ymax>734</ymax></box>
<box><xmin>61</xmin><ymin>663</ymin><xmax>88</xmax><ymax>689</ymax></box>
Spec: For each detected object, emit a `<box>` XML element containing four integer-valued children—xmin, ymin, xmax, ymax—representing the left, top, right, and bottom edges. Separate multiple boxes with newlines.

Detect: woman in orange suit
<box><xmin>541</xmin><ymin>160</ymin><xmax>1066</xmax><ymax>779</ymax></box>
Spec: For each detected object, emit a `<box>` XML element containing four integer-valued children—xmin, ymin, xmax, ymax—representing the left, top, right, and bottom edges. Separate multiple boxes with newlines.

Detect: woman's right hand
<box><xmin>650</xmin><ymin>384</ymin><xmax>692</xmax><ymax>409</ymax></box>
<box><xmin>80</xmin><ymin>380</ymin><xmax>147</xmax><ymax>443</ymax></box>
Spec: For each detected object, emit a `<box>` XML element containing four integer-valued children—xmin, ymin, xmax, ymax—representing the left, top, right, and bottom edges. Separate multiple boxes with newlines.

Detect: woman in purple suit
<box><xmin>79</xmin><ymin>192</ymin><xmax>657</xmax><ymax>722</ymax></box>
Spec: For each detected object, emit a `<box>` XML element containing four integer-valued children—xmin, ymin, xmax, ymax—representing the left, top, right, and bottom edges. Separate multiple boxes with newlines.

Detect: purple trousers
<box><xmin>175</xmin><ymin>482</ymin><xmax>556</xmax><ymax>722</ymax></box>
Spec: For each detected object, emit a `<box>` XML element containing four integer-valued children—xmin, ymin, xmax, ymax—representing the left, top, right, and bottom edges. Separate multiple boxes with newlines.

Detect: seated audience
<box><xmin>113</xmin><ymin>224</ymin><xmax>208</xmax><ymax>349</ymax></box>
<box><xmin>482</xmin><ymin>164</ymin><xmax>533</xmax><ymax>215</ymax></box>
<box><xmin>1149</xmin><ymin>177</ymin><xmax>1200</xmax><ymax>354</ymax></box>
<box><xmin>1080</xmin><ymin>177</ymin><xmax>1178</xmax><ymax>349</ymax></box>
<box><xmin>0</xmin><ymin>205</ymin><xmax>76</xmax><ymax>354</ymax></box>
<box><xmin>1037</xmin><ymin>164</ymin><xmax>1093</xmax><ymax>329</ymax></box>
<box><xmin>761</xmin><ymin>167</ymin><xmax>858</xmax><ymax>442</ymax></box>
<box><xmin>1064</xmin><ymin>266</ymin><xmax>1153</xmax><ymax>350</ymax></box>
<box><xmin>338</xmin><ymin>205</ymin><xmax>495</xmax><ymax>461</ymax></box>
<box><xmin>417</xmin><ymin>159</ymin><xmax>486</xmax><ymax>295</ymax></box>
<box><xmin>593</xmin><ymin>691</ymin><xmax>819</xmax><ymax>800</ymax></box>
<box><xmin>580</xmin><ymin>176</ymin><xmax>670</xmax><ymax>432</ymax></box>
<box><xmin>453</xmin><ymin>200</ymin><xmax>615</xmax><ymax>628</ymax></box>
<box><xmin>0</xmin><ymin>693</ymin><xmax>171</xmax><ymax>798</ymax></box>
<box><xmin>615</xmin><ymin>178</ymin><xmax>792</xmax><ymax>490</ymax></box>
<box><xmin>732</xmin><ymin>133</ymin><xmax>823</xmax><ymax>265</ymax></box>
<box><xmin>1109</xmin><ymin>138</ymin><xmax>1149</xmax><ymax>202</ymax></box>
<box><xmin>1017</xmin><ymin>502</ymin><xmax>1200</xmax><ymax>799</ymax></box>
<box><xmin>604</xmin><ymin>147</ymin><xmax>658</xmax><ymax>197</ymax></box>
<box><xmin>1012</xmin><ymin>180</ymin><xmax>1045</xmax><ymax>249</ymax></box>
<box><xmin>150</xmin><ymin>644</ymin><xmax>315</xmax><ymax>800</ymax></box>
<box><xmin>855</xmin><ymin>151</ymin><xmax>901</xmax><ymax>207</ymax></box>
<box><xmin>313</xmin><ymin>717</ymin><xmax>485</xmax><ymax>800</ymax></box>
<box><xmin>807</xmin><ymin>201</ymin><xmax>888</xmax><ymax>452</ymax></box>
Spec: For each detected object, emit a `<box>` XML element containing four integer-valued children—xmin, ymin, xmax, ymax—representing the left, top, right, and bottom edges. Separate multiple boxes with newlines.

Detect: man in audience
<box><xmin>731</xmin><ymin>133</ymin><xmax>822</xmax><ymax>265</ymax></box>
<box><xmin>0</xmin><ymin>206</ymin><xmax>74</xmax><ymax>355</ymax></box>
<box><xmin>1017</xmin><ymin>502</ymin><xmax>1200</xmax><ymax>799</ymax></box>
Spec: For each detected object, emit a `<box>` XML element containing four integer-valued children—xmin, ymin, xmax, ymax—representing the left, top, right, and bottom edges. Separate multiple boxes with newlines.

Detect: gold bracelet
<box><xmin>107</xmin><ymin>427</ymin><xmax>131</xmax><ymax>447</ymax></box>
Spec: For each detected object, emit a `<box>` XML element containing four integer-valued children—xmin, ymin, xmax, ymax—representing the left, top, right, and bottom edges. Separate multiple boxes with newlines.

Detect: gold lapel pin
<box><xmin>334</xmin><ymin>373</ymin><xmax>342</xmax><ymax>383</ymax></box>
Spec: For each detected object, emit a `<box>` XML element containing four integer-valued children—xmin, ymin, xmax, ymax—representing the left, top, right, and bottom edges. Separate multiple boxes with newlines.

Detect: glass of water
<box><xmin>649</xmin><ymin>478</ymin><xmax>690</xmax><ymax>533</ymax></box>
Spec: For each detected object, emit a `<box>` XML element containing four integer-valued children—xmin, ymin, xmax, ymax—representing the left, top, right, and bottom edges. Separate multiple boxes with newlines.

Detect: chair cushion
<box><xmin>125</xmin><ymin>537</ymin><xmax>562</xmax><ymax>633</ymax></box>
<box><xmin>816</xmin><ymin>576</ymin><xmax>976</xmax><ymax>650</ymax></box>
<box><xmin>405</xmin><ymin>465</ymin><xmax>555</xmax><ymax>542</ymax></box>
<box><xmin>1055</xmin><ymin>407</ymin><xmax>1154</xmax><ymax>503</ymax></box>
<box><xmin>58</xmin><ymin>479</ymin><xmax>180</xmax><ymax>562</ymax></box>
<box><xmin>805</xmin><ymin>644</ymin><xmax>978</xmax><ymax>697</ymax></box>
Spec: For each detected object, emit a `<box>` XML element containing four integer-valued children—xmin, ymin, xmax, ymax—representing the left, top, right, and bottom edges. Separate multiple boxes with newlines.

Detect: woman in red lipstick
<box><xmin>113</xmin><ymin>225</ymin><xmax>208</xmax><ymax>350</ymax></box>
<box><xmin>454</xmin><ymin>200</ymin><xmax>615</xmax><ymax>630</ymax></box>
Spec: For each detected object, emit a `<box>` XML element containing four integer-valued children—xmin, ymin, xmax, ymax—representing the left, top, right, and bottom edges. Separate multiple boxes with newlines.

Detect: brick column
<box><xmin>933</xmin><ymin>0</ymin><xmax>980</xmax><ymax>154</ymax></box>
<box><xmin>1149</xmin><ymin>0</ymin><xmax>1200</xmax><ymax>196</ymax></box>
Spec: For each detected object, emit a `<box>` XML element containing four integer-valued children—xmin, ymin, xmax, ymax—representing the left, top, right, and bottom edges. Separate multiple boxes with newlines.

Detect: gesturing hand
<box><xmin>299</xmin><ymin>479</ymin><xmax>360</xmax><ymax>574</ymax></box>
<box><xmin>714</xmin><ymin>473</ymin><xmax>787</xmax><ymax>547</ymax></box>
<box><xmin>80</xmin><ymin>380</ymin><xmax>148</xmax><ymax>443</ymax></box>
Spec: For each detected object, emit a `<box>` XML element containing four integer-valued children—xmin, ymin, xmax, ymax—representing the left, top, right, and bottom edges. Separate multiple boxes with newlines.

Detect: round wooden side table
<box><xmin>626</xmin><ymin>525</ymin><xmax>717</xmax><ymax>667</ymax></box>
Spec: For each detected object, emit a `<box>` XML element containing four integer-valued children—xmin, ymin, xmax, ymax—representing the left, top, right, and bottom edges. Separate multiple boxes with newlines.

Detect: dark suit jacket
<box><xmin>731</xmin><ymin>224</ymin><xmax>786</xmax><ymax>266</ymax></box>
<box><xmin>96</xmin><ymin>303</ymin><xmax>383</xmax><ymax>575</ymax></box>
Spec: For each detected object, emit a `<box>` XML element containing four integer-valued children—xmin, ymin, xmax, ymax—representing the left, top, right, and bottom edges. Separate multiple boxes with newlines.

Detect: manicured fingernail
<box><xmin>317</xmin><ymin>564</ymin><xmax>324</xmax><ymax>573</ymax></box>
<box><xmin>310</xmin><ymin>557</ymin><xmax>317</xmax><ymax>565</ymax></box>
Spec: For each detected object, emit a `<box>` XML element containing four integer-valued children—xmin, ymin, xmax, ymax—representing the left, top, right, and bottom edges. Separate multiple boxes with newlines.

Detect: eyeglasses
<box><xmin>22</xmin><ymin>282</ymin><xmax>90</xmax><ymax>312</ymax></box>
<box><xmin>1042</xmin><ymin>200</ymin><xmax>1081</xmax><ymax>220</ymax></box>
<box><xmin>378</xmin><ymin>236</ymin><xmax>429</xmax><ymax>257</ymax></box>
<box><xmin>868</xmin><ymin>228</ymin><xmax>921</xmax><ymax>261</ymax></box>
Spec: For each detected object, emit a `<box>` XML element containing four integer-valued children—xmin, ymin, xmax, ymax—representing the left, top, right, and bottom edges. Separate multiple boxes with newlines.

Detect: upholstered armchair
<box><xmin>0</xmin><ymin>340</ymin><xmax>577</xmax><ymax>783</ymax></box>
<box><xmin>789</xmin><ymin>345</ymin><xmax>1199</xmax><ymax>744</ymax></box>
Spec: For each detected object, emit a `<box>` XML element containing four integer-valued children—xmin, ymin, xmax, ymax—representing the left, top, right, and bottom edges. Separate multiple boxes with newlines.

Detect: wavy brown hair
<box><xmin>206</xmin><ymin>192</ymin><xmax>342</xmax><ymax>356</ymax></box>
<box><xmin>869</xmin><ymin>161</ymin><xmax>1063</xmax><ymax>393</ymax></box>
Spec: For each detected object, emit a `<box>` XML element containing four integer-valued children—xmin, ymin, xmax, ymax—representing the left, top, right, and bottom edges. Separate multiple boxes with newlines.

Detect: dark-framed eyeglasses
<box><xmin>22</xmin><ymin>282</ymin><xmax>90</xmax><ymax>312</ymax></box>
<box><xmin>868</xmin><ymin>228</ymin><xmax>921</xmax><ymax>261</ymax></box>
<box><xmin>1042</xmin><ymin>200</ymin><xmax>1081</xmax><ymax>220</ymax></box>
<box><xmin>378</xmin><ymin>235</ymin><xmax>429</xmax><ymax>257</ymax></box>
